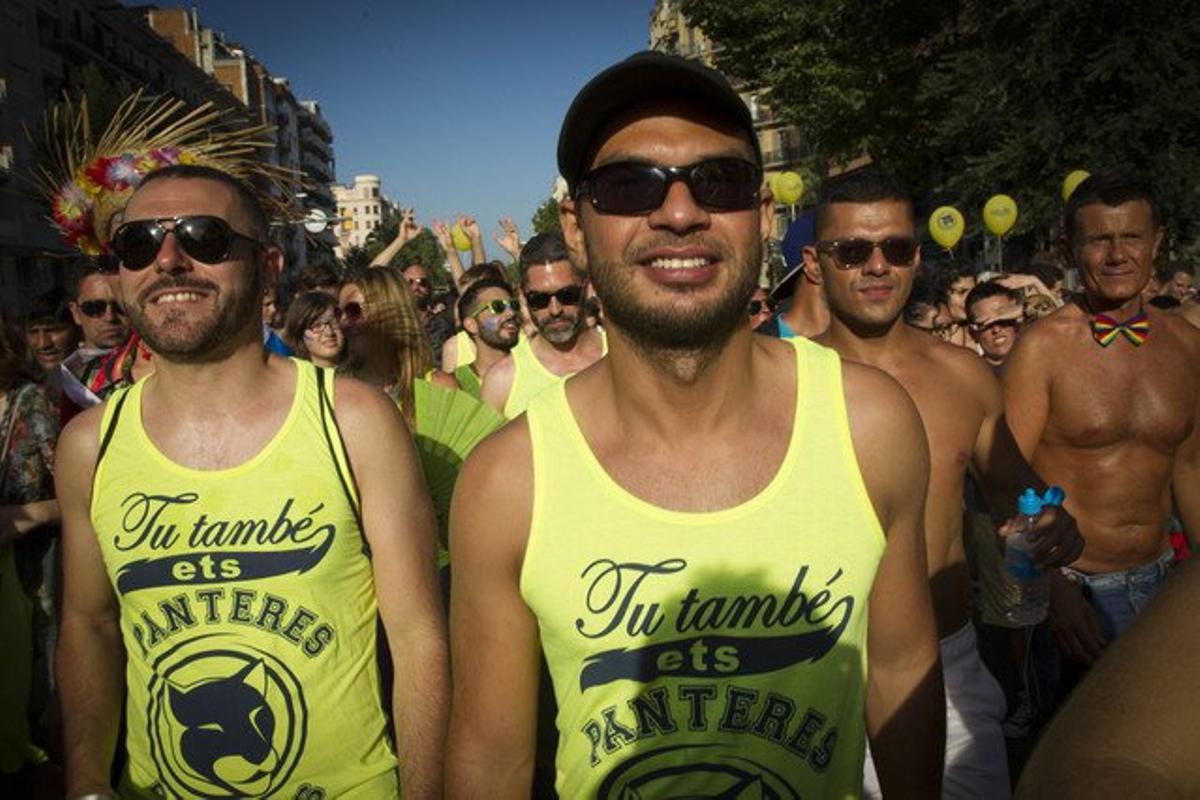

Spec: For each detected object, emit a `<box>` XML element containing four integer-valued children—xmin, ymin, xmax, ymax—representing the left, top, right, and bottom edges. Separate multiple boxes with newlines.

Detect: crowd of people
<box><xmin>1</xmin><ymin>50</ymin><xmax>1198</xmax><ymax>800</ymax></box>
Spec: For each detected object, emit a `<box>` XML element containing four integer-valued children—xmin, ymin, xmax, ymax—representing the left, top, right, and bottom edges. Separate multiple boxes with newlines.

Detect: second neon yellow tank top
<box><xmin>91</xmin><ymin>359</ymin><xmax>398</xmax><ymax>799</ymax></box>
<box><xmin>521</xmin><ymin>337</ymin><xmax>884</xmax><ymax>799</ymax></box>
<box><xmin>503</xmin><ymin>329</ymin><xmax>607</xmax><ymax>419</ymax></box>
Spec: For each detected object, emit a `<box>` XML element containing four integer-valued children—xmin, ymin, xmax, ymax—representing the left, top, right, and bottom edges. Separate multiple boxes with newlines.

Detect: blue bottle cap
<box><xmin>1019</xmin><ymin>488</ymin><xmax>1044</xmax><ymax>516</ymax></box>
<box><xmin>1041</xmin><ymin>486</ymin><xmax>1066</xmax><ymax>507</ymax></box>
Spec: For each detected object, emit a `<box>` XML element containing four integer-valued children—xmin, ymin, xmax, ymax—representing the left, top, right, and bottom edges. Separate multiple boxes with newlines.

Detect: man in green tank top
<box><xmin>448</xmin><ymin>51</ymin><xmax>945</xmax><ymax>798</ymax></box>
<box><xmin>55</xmin><ymin>165</ymin><xmax>448</xmax><ymax>799</ymax></box>
<box><xmin>451</xmin><ymin>277</ymin><xmax>520</xmax><ymax>399</ymax></box>
<box><xmin>480</xmin><ymin>232</ymin><xmax>606</xmax><ymax>418</ymax></box>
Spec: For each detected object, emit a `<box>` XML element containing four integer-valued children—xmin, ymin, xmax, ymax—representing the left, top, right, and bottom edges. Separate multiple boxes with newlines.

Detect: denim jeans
<box><xmin>1063</xmin><ymin>549</ymin><xmax>1174</xmax><ymax>640</ymax></box>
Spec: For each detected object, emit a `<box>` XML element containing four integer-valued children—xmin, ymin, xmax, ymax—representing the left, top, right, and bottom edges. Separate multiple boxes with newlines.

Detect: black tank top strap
<box><xmin>314</xmin><ymin>366</ymin><xmax>367</xmax><ymax>552</ymax></box>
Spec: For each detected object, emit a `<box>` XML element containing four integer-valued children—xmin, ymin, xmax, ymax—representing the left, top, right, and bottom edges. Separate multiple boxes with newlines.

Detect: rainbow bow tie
<box><xmin>1091</xmin><ymin>311</ymin><xmax>1150</xmax><ymax>347</ymax></box>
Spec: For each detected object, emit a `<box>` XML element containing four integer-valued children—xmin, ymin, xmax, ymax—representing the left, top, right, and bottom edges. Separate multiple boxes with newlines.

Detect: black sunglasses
<box><xmin>524</xmin><ymin>285</ymin><xmax>585</xmax><ymax>311</ymax></box>
<box><xmin>77</xmin><ymin>299</ymin><xmax>125</xmax><ymax>318</ymax></box>
<box><xmin>111</xmin><ymin>215</ymin><xmax>263</xmax><ymax>271</ymax></box>
<box><xmin>340</xmin><ymin>301</ymin><xmax>365</xmax><ymax>326</ymax></box>
<box><xmin>470</xmin><ymin>298</ymin><xmax>519</xmax><ymax>318</ymax></box>
<box><xmin>816</xmin><ymin>237</ymin><xmax>919</xmax><ymax>269</ymax></box>
<box><xmin>748</xmin><ymin>299</ymin><xmax>776</xmax><ymax>316</ymax></box>
<box><xmin>577</xmin><ymin>157</ymin><xmax>762</xmax><ymax>215</ymax></box>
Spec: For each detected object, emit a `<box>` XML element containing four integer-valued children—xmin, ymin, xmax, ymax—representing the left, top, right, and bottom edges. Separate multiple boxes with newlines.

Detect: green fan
<box><xmin>412</xmin><ymin>380</ymin><xmax>506</xmax><ymax>566</ymax></box>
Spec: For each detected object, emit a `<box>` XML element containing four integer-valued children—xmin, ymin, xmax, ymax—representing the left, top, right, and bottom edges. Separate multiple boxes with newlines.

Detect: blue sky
<box><xmin>180</xmin><ymin>0</ymin><xmax>657</xmax><ymax>249</ymax></box>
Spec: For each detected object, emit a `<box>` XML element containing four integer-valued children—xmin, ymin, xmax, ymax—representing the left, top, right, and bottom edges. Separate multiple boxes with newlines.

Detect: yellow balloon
<box><xmin>450</xmin><ymin>223</ymin><xmax>472</xmax><ymax>252</ymax></box>
<box><xmin>1062</xmin><ymin>170</ymin><xmax>1090</xmax><ymax>202</ymax></box>
<box><xmin>928</xmin><ymin>206</ymin><xmax>965</xmax><ymax>250</ymax></box>
<box><xmin>772</xmin><ymin>171</ymin><xmax>804</xmax><ymax>205</ymax></box>
<box><xmin>983</xmin><ymin>194</ymin><xmax>1018</xmax><ymax>237</ymax></box>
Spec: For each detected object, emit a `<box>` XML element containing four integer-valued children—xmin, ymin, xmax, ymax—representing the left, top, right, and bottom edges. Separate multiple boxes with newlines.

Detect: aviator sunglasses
<box><xmin>77</xmin><ymin>299</ymin><xmax>125</xmax><ymax>318</ymax></box>
<box><xmin>816</xmin><ymin>237</ymin><xmax>919</xmax><ymax>270</ymax></box>
<box><xmin>111</xmin><ymin>215</ymin><xmax>264</xmax><ymax>271</ymax></box>
<box><xmin>524</xmin><ymin>285</ymin><xmax>585</xmax><ymax>311</ymax></box>
<box><xmin>470</xmin><ymin>298</ymin><xmax>520</xmax><ymax>318</ymax></box>
<box><xmin>577</xmin><ymin>157</ymin><xmax>762</xmax><ymax>215</ymax></box>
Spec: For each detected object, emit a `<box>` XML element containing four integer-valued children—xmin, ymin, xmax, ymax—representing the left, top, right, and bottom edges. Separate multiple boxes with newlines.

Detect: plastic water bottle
<box><xmin>1003</xmin><ymin>488</ymin><xmax>1050</xmax><ymax>625</ymax></box>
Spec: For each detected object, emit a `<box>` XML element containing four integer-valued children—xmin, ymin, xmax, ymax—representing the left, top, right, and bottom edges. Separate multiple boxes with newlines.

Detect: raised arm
<box><xmin>370</xmin><ymin>207</ymin><xmax>422</xmax><ymax>268</ymax></box>
<box><xmin>432</xmin><ymin>219</ymin><xmax>466</xmax><ymax>285</ymax></box>
<box><xmin>459</xmin><ymin>215</ymin><xmax>487</xmax><ymax>266</ymax></box>
<box><xmin>55</xmin><ymin>408</ymin><xmax>124</xmax><ymax>798</ymax></box>
<box><xmin>335</xmin><ymin>379</ymin><xmax>449</xmax><ymax>799</ymax></box>
<box><xmin>445</xmin><ymin>421</ymin><xmax>541</xmax><ymax>798</ymax></box>
<box><xmin>845</xmin><ymin>362</ymin><xmax>944</xmax><ymax>799</ymax></box>
<box><xmin>493</xmin><ymin>217</ymin><xmax>522</xmax><ymax>263</ymax></box>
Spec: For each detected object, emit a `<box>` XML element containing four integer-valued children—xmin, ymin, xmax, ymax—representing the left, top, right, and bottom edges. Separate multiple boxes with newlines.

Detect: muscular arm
<box><xmin>1001</xmin><ymin>325</ymin><xmax>1054</xmax><ymax>461</ymax></box>
<box><xmin>1171</xmin><ymin>390</ymin><xmax>1200</xmax><ymax>546</ymax></box>
<box><xmin>846</xmin><ymin>363</ymin><xmax>944</xmax><ymax>798</ymax></box>
<box><xmin>55</xmin><ymin>408</ymin><xmax>124</xmax><ymax>797</ymax></box>
<box><xmin>479</xmin><ymin>354</ymin><xmax>515</xmax><ymax>414</ymax></box>
<box><xmin>445</xmin><ymin>422</ymin><xmax>541</xmax><ymax>798</ymax></box>
<box><xmin>972</xmin><ymin>357</ymin><xmax>1047</xmax><ymax>513</ymax></box>
<box><xmin>336</xmin><ymin>379</ymin><xmax>448</xmax><ymax>798</ymax></box>
<box><xmin>1016</xmin><ymin>558</ymin><xmax>1200</xmax><ymax>799</ymax></box>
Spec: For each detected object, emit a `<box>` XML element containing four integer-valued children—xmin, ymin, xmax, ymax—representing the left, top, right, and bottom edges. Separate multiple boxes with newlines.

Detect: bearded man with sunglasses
<box><xmin>479</xmin><ymin>231</ymin><xmax>606</xmax><ymax>418</ymax></box>
<box><xmin>448</xmin><ymin>52</ymin><xmax>946</xmax><ymax>799</ymax></box>
<box><xmin>807</xmin><ymin>168</ymin><xmax>1083</xmax><ymax>799</ymax></box>
<box><xmin>54</xmin><ymin>164</ymin><xmax>447</xmax><ymax>800</ymax></box>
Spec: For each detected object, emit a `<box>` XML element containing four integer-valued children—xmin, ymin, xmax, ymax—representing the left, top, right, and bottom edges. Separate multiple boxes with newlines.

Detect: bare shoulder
<box><xmin>452</xmin><ymin>416</ymin><xmax>533</xmax><ymax>570</ymax></box>
<box><xmin>58</xmin><ymin>402</ymin><xmax>105</xmax><ymax>468</ymax></box>
<box><xmin>481</xmin><ymin>353</ymin><xmax>515</xmax><ymax>384</ymax></box>
<box><xmin>1178</xmin><ymin>300</ymin><xmax>1200</xmax><ymax>330</ymax></box>
<box><xmin>329</xmin><ymin>375</ymin><xmax>406</xmax><ymax>443</ymax></box>
<box><xmin>1158</xmin><ymin>310</ymin><xmax>1200</xmax><ymax>360</ymax></box>
<box><xmin>841</xmin><ymin>359</ymin><xmax>926</xmax><ymax>448</ymax></box>
<box><xmin>922</xmin><ymin>335</ymin><xmax>1000</xmax><ymax>402</ymax></box>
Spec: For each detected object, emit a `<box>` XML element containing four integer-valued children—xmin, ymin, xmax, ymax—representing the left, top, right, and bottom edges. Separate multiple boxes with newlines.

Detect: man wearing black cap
<box><xmin>760</xmin><ymin>259</ymin><xmax>830</xmax><ymax>338</ymax></box>
<box><xmin>447</xmin><ymin>52</ymin><xmax>944</xmax><ymax>799</ymax></box>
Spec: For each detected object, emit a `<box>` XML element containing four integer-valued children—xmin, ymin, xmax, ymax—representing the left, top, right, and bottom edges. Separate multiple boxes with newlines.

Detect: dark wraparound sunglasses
<box><xmin>577</xmin><ymin>158</ymin><xmax>762</xmax><ymax>215</ymax></box>
<box><xmin>340</xmin><ymin>301</ymin><xmax>364</xmax><ymax>326</ymax></box>
<box><xmin>748</xmin><ymin>299</ymin><xmax>776</xmax><ymax>316</ymax></box>
<box><xmin>816</xmin><ymin>237</ymin><xmax>919</xmax><ymax>269</ymax></box>
<box><xmin>78</xmin><ymin>299</ymin><xmax>125</xmax><ymax>318</ymax></box>
<box><xmin>524</xmin><ymin>285</ymin><xmax>585</xmax><ymax>311</ymax></box>
<box><xmin>111</xmin><ymin>215</ymin><xmax>264</xmax><ymax>271</ymax></box>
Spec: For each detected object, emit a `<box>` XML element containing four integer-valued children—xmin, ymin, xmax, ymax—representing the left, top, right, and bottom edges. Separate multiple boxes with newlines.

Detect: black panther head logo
<box><xmin>147</xmin><ymin>636</ymin><xmax>306</xmax><ymax>798</ymax></box>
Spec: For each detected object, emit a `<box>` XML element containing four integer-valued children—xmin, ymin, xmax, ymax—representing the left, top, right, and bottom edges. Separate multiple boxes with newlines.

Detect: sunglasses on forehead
<box><xmin>524</xmin><ymin>285</ymin><xmax>585</xmax><ymax>311</ymax></box>
<box><xmin>76</xmin><ymin>299</ymin><xmax>125</xmax><ymax>319</ymax></box>
<box><xmin>576</xmin><ymin>157</ymin><xmax>762</xmax><ymax>215</ymax></box>
<box><xmin>816</xmin><ymin>237</ymin><xmax>919</xmax><ymax>269</ymax></box>
<box><xmin>111</xmin><ymin>215</ymin><xmax>264</xmax><ymax>271</ymax></box>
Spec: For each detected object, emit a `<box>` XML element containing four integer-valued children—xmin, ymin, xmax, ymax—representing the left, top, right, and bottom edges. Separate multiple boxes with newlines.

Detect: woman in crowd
<box><xmin>285</xmin><ymin>291</ymin><xmax>345</xmax><ymax>369</ymax></box>
<box><xmin>0</xmin><ymin>308</ymin><xmax>61</xmax><ymax>795</ymax></box>
<box><xmin>338</xmin><ymin>269</ymin><xmax>457</xmax><ymax>425</ymax></box>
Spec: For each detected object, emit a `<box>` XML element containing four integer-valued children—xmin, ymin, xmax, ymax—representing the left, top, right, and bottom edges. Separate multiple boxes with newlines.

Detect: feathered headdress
<box><xmin>31</xmin><ymin>91</ymin><xmax>294</xmax><ymax>256</ymax></box>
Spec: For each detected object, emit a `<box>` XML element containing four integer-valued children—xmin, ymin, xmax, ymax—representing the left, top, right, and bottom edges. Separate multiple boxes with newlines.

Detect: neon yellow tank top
<box><xmin>91</xmin><ymin>359</ymin><xmax>398</xmax><ymax>799</ymax></box>
<box><xmin>504</xmin><ymin>328</ymin><xmax>607</xmax><ymax>419</ymax></box>
<box><xmin>521</xmin><ymin>337</ymin><xmax>884</xmax><ymax>799</ymax></box>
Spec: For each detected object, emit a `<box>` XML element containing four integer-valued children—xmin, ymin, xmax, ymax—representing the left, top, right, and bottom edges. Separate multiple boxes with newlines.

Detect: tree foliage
<box><xmin>531</xmin><ymin>196</ymin><xmax>562</xmax><ymax>235</ymax></box>
<box><xmin>679</xmin><ymin>0</ymin><xmax>1200</xmax><ymax>248</ymax></box>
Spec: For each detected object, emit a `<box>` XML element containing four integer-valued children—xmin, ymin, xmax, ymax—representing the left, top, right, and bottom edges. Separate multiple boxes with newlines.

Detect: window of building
<box><xmin>371</xmin><ymin>187</ymin><xmax>379</xmax><ymax>198</ymax></box>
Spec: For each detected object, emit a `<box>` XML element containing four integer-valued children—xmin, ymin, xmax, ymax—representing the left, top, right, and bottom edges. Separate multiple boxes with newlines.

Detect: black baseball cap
<box><xmin>557</xmin><ymin>51</ymin><xmax>761</xmax><ymax>195</ymax></box>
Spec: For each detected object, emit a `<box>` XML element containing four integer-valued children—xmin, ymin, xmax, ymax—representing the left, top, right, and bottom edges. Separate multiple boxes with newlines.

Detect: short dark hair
<box><xmin>26</xmin><ymin>286</ymin><xmax>74</xmax><ymax>327</ymax></box>
<box><xmin>284</xmin><ymin>291</ymin><xmax>338</xmax><ymax>359</ymax></box>
<box><xmin>1064</xmin><ymin>172</ymin><xmax>1161</xmax><ymax>245</ymax></box>
<box><xmin>815</xmin><ymin>167</ymin><xmax>914</xmax><ymax>239</ymax></box>
<box><xmin>137</xmin><ymin>164</ymin><xmax>271</xmax><ymax>241</ymax></box>
<box><xmin>903</xmin><ymin>271</ymin><xmax>938</xmax><ymax>325</ymax></box>
<box><xmin>458</xmin><ymin>262</ymin><xmax>507</xmax><ymax>289</ymax></box>
<box><xmin>292</xmin><ymin>262</ymin><xmax>341</xmax><ymax>295</ymax></box>
<box><xmin>518</xmin><ymin>232</ymin><xmax>582</xmax><ymax>286</ymax></box>
<box><xmin>933</xmin><ymin>262</ymin><xmax>976</xmax><ymax>304</ymax></box>
<box><xmin>457</xmin><ymin>277</ymin><xmax>514</xmax><ymax>321</ymax></box>
<box><xmin>966</xmin><ymin>281</ymin><xmax>1022</xmax><ymax>320</ymax></box>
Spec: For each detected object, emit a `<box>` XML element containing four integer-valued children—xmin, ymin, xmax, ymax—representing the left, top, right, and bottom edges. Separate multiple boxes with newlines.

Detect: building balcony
<box><xmin>302</xmin><ymin>153</ymin><xmax>335</xmax><ymax>184</ymax></box>
<box><xmin>761</xmin><ymin>144</ymin><xmax>806</xmax><ymax>170</ymax></box>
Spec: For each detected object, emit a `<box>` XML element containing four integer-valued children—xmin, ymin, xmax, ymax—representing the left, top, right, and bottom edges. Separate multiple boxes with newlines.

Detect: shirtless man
<box><xmin>55</xmin><ymin>164</ymin><xmax>447</xmax><ymax>799</ymax></box>
<box><xmin>480</xmin><ymin>232</ymin><xmax>606</xmax><ymax>417</ymax></box>
<box><xmin>808</xmin><ymin>168</ymin><xmax>1083</xmax><ymax>799</ymax></box>
<box><xmin>761</xmin><ymin>260</ymin><xmax>830</xmax><ymax>338</ymax></box>
<box><xmin>448</xmin><ymin>52</ymin><xmax>944</xmax><ymax>799</ymax></box>
<box><xmin>1004</xmin><ymin>172</ymin><xmax>1200</xmax><ymax>667</ymax></box>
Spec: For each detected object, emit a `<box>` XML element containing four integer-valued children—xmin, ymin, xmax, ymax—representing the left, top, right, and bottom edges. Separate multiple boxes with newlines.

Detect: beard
<box><xmin>588</xmin><ymin>235</ymin><xmax>760</xmax><ymax>354</ymax></box>
<box><xmin>535</xmin><ymin>310</ymin><xmax>584</xmax><ymax>345</ymax></box>
<box><xmin>477</xmin><ymin>316</ymin><xmax>519</xmax><ymax>351</ymax></box>
<box><xmin>128</xmin><ymin>268</ymin><xmax>261</xmax><ymax>363</ymax></box>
